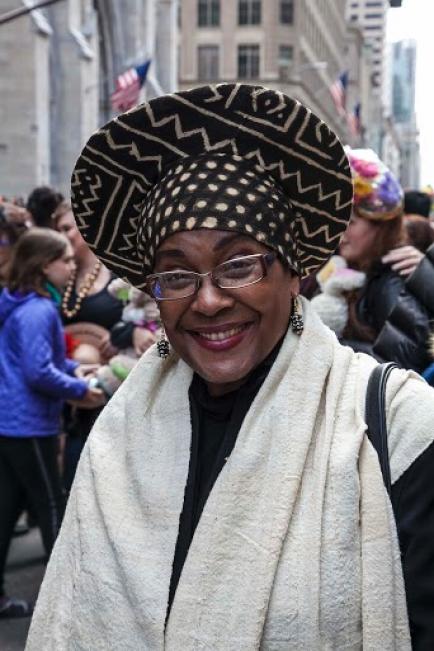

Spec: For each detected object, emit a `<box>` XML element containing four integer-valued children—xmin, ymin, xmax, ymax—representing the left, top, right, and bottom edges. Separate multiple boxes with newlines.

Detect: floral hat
<box><xmin>347</xmin><ymin>148</ymin><xmax>403</xmax><ymax>221</ymax></box>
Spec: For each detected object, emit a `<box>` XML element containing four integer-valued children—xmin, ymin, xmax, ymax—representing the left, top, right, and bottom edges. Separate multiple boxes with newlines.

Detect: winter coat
<box><xmin>353</xmin><ymin>263</ymin><xmax>432</xmax><ymax>373</ymax></box>
<box><xmin>373</xmin><ymin>251</ymin><xmax>434</xmax><ymax>373</ymax></box>
<box><xmin>405</xmin><ymin>242</ymin><xmax>434</xmax><ymax>314</ymax></box>
<box><xmin>0</xmin><ymin>289</ymin><xmax>88</xmax><ymax>437</ymax></box>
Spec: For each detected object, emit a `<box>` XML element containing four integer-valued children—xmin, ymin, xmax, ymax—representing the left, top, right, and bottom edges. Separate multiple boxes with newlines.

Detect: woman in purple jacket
<box><xmin>0</xmin><ymin>228</ymin><xmax>103</xmax><ymax>618</ymax></box>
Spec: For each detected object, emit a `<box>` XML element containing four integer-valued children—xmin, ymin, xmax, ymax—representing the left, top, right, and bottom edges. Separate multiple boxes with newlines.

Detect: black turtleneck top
<box><xmin>167</xmin><ymin>343</ymin><xmax>280</xmax><ymax>612</ymax></box>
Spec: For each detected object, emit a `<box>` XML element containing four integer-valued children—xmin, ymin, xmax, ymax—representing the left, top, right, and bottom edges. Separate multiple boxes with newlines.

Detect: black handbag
<box><xmin>365</xmin><ymin>362</ymin><xmax>398</xmax><ymax>497</ymax></box>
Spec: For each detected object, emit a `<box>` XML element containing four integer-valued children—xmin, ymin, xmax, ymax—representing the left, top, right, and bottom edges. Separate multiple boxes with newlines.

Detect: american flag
<box><xmin>111</xmin><ymin>60</ymin><xmax>151</xmax><ymax>113</ymax></box>
<box><xmin>329</xmin><ymin>71</ymin><xmax>348</xmax><ymax>117</ymax></box>
<box><xmin>347</xmin><ymin>102</ymin><xmax>362</xmax><ymax>137</ymax></box>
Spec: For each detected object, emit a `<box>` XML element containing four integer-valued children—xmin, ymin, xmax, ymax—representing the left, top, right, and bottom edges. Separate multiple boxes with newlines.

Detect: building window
<box><xmin>278</xmin><ymin>45</ymin><xmax>293</xmax><ymax>66</ymax></box>
<box><xmin>238</xmin><ymin>44</ymin><xmax>260</xmax><ymax>79</ymax></box>
<box><xmin>238</xmin><ymin>0</ymin><xmax>261</xmax><ymax>26</ymax></box>
<box><xmin>280</xmin><ymin>0</ymin><xmax>294</xmax><ymax>24</ymax></box>
<box><xmin>278</xmin><ymin>45</ymin><xmax>293</xmax><ymax>80</ymax></box>
<box><xmin>198</xmin><ymin>0</ymin><xmax>220</xmax><ymax>27</ymax></box>
<box><xmin>198</xmin><ymin>45</ymin><xmax>219</xmax><ymax>81</ymax></box>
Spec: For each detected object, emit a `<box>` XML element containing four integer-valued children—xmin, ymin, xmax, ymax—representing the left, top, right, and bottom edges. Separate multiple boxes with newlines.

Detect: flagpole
<box><xmin>0</xmin><ymin>0</ymin><xmax>66</xmax><ymax>27</ymax></box>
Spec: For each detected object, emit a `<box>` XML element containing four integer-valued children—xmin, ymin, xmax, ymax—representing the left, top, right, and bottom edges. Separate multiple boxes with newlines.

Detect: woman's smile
<box><xmin>185</xmin><ymin>320</ymin><xmax>255</xmax><ymax>351</ymax></box>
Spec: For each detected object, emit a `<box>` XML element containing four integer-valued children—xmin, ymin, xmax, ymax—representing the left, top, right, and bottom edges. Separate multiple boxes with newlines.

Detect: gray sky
<box><xmin>386</xmin><ymin>0</ymin><xmax>434</xmax><ymax>186</ymax></box>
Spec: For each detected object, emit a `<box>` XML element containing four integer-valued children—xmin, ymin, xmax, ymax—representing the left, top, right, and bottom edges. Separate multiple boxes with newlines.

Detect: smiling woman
<box><xmin>153</xmin><ymin>230</ymin><xmax>298</xmax><ymax>395</ymax></box>
<box><xmin>26</xmin><ymin>85</ymin><xmax>434</xmax><ymax>651</ymax></box>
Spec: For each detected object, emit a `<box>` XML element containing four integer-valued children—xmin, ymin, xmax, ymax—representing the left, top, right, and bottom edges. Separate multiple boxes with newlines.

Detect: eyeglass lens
<box><xmin>149</xmin><ymin>255</ymin><xmax>266</xmax><ymax>300</ymax></box>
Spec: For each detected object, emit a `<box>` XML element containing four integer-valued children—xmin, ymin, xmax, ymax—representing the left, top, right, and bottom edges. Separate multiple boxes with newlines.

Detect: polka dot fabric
<box><xmin>137</xmin><ymin>154</ymin><xmax>299</xmax><ymax>276</ymax></box>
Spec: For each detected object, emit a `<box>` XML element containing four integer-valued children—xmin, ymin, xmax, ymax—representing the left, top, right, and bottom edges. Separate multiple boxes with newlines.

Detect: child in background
<box><xmin>68</xmin><ymin>279</ymin><xmax>160</xmax><ymax>397</ymax></box>
<box><xmin>0</xmin><ymin>228</ymin><xmax>104</xmax><ymax>618</ymax></box>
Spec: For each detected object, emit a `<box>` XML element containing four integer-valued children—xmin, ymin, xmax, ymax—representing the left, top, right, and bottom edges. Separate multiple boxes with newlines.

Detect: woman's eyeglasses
<box><xmin>146</xmin><ymin>252</ymin><xmax>276</xmax><ymax>301</ymax></box>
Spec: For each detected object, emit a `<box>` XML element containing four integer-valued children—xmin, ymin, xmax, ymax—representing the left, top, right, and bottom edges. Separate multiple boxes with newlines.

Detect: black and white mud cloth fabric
<box><xmin>71</xmin><ymin>83</ymin><xmax>353</xmax><ymax>288</ymax></box>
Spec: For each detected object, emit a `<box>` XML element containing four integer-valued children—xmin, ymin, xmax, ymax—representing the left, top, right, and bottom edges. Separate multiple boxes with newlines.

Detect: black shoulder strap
<box><xmin>365</xmin><ymin>362</ymin><xmax>398</xmax><ymax>496</ymax></box>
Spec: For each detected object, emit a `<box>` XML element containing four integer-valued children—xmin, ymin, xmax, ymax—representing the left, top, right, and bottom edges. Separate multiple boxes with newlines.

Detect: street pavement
<box><xmin>0</xmin><ymin>529</ymin><xmax>45</xmax><ymax>651</ymax></box>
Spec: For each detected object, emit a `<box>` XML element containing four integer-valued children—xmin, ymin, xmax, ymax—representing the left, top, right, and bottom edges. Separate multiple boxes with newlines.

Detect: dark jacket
<box><xmin>0</xmin><ymin>290</ymin><xmax>87</xmax><ymax>437</ymax></box>
<box><xmin>354</xmin><ymin>263</ymin><xmax>432</xmax><ymax>373</ymax></box>
<box><xmin>372</xmin><ymin>247</ymin><xmax>434</xmax><ymax>373</ymax></box>
<box><xmin>406</xmin><ymin>242</ymin><xmax>434</xmax><ymax>314</ymax></box>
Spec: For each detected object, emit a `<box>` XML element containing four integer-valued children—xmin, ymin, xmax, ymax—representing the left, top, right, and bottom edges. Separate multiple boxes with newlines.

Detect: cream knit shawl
<box><xmin>28</xmin><ymin>300</ymin><xmax>434</xmax><ymax>651</ymax></box>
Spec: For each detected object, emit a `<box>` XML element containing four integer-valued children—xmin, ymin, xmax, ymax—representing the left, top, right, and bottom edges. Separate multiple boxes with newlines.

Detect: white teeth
<box><xmin>198</xmin><ymin>325</ymin><xmax>246</xmax><ymax>341</ymax></box>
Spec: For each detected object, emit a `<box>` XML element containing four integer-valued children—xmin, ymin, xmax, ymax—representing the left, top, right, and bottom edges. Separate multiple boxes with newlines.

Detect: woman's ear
<box><xmin>42</xmin><ymin>262</ymin><xmax>50</xmax><ymax>277</ymax></box>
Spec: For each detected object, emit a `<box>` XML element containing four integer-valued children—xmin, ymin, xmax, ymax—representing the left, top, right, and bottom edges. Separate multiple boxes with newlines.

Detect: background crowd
<box><xmin>0</xmin><ymin>188</ymin><xmax>160</xmax><ymax>618</ymax></box>
<box><xmin>0</xmin><ymin>147</ymin><xmax>433</xmax><ymax>619</ymax></box>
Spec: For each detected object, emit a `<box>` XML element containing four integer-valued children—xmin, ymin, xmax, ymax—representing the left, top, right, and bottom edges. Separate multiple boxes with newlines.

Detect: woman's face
<box><xmin>154</xmin><ymin>229</ymin><xmax>299</xmax><ymax>396</ymax></box>
<box><xmin>43</xmin><ymin>243</ymin><xmax>76</xmax><ymax>291</ymax></box>
<box><xmin>56</xmin><ymin>210</ymin><xmax>87</xmax><ymax>257</ymax></box>
<box><xmin>339</xmin><ymin>213</ymin><xmax>379</xmax><ymax>267</ymax></box>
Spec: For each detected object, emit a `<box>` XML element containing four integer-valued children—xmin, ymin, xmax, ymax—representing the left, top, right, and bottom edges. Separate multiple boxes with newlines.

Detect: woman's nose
<box><xmin>190</xmin><ymin>276</ymin><xmax>234</xmax><ymax>316</ymax></box>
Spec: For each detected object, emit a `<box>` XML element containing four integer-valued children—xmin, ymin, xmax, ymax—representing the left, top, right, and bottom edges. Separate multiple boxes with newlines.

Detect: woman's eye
<box><xmin>228</xmin><ymin>257</ymin><xmax>256</xmax><ymax>269</ymax></box>
<box><xmin>223</xmin><ymin>259</ymin><xmax>257</xmax><ymax>277</ymax></box>
<box><xmin>163</xmin><ymin>272</ymin><xmax>194</xmax><ymax>288</ymax></box>
<box><xmin>230</xmin><ymin>259</ymin><xmax>252</xmax><ymax>268</ymax></box>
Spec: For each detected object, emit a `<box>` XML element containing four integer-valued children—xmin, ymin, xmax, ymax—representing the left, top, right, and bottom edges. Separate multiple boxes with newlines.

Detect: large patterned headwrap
<box><xmin>71</xmin><ymin>84</ymin><xmax>353</xmax><ymax>290</ymax></box>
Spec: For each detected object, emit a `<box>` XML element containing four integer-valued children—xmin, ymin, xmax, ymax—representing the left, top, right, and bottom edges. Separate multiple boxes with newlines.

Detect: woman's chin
<box><xmin>194</xmin><ymin>358</ymin><xmax>255</xmax><ymax>395</ymax></box>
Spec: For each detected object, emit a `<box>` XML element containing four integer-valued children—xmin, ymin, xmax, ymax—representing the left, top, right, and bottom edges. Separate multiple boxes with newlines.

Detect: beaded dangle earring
<box><xmin>290</xmin><ymin>295</ymin><xmax>304</xmax><ymax>335</ymax></box>
<box><xmin>157</xmin><ymin>325</ymin><xmax>170</xmax><ymax>358</ymax></box>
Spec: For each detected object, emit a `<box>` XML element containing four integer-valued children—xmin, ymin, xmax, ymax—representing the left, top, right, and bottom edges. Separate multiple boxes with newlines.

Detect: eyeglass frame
<box><xmin>145</xmin><ymin>251</ymin><xmax>277</xmax><ymax>301</ymax></box>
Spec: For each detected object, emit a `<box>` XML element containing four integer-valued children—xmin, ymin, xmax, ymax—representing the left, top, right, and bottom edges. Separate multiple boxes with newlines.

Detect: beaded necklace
<box><xmin>61</xmin><ymin>259</ymin><xmax>102</xmax><ymax>319</ymax></box>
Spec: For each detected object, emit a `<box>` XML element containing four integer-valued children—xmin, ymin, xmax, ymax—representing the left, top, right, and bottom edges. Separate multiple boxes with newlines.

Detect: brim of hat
<box><xmin>354</xmin><ymin>205</ymin><xmax>403</xmax><ymax>221</ymax></box>
<box><xmin>71</xmin><ymin>83</ymin><xmax>353</xmax><ymax>287</ymax></box>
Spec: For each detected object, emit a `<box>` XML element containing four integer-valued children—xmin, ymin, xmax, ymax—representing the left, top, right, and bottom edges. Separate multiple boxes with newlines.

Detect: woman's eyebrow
<box><xmin>155</xmin><ymin>234</ymin><xmax>251</xmax><ymax>262</ymax></box>
<box><xmin>213</xmin><ymin>233</ymin><xmax>248</xmax><ymax>251</ymax></box>
<box><xmin>154</xmin><ymin>249</ymin><xmax>186</xmax><ymax>262</ymax></box>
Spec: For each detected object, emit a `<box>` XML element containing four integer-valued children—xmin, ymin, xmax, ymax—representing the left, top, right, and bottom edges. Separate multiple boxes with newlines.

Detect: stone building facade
<box><xmin>390</xmin><ymin>40</ymin><xmax>420</xmax><ymax>188</ymax></box>
<box><xmin>0</xmin><ymin>0</ymin><xmax>177</xmax><ymax>198</ymax></box>
<box><xmin>178</xmin><ymin>0</ymin><xmax>349</xmax><ymax>140</ymax></box>
<box><xmin>347</xmin><ymin>0</ymin><xmax>407</xmax><ymax>177</ymax></box>
<box><xmin>347</xmin><ymin>0</ymin><xmax>388</xmax><ymax>95</ymax></box>
<box><xmin>0</xmin><ymin>0</ymin><xmax>405</xmax><ymax>197</ymax></box>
